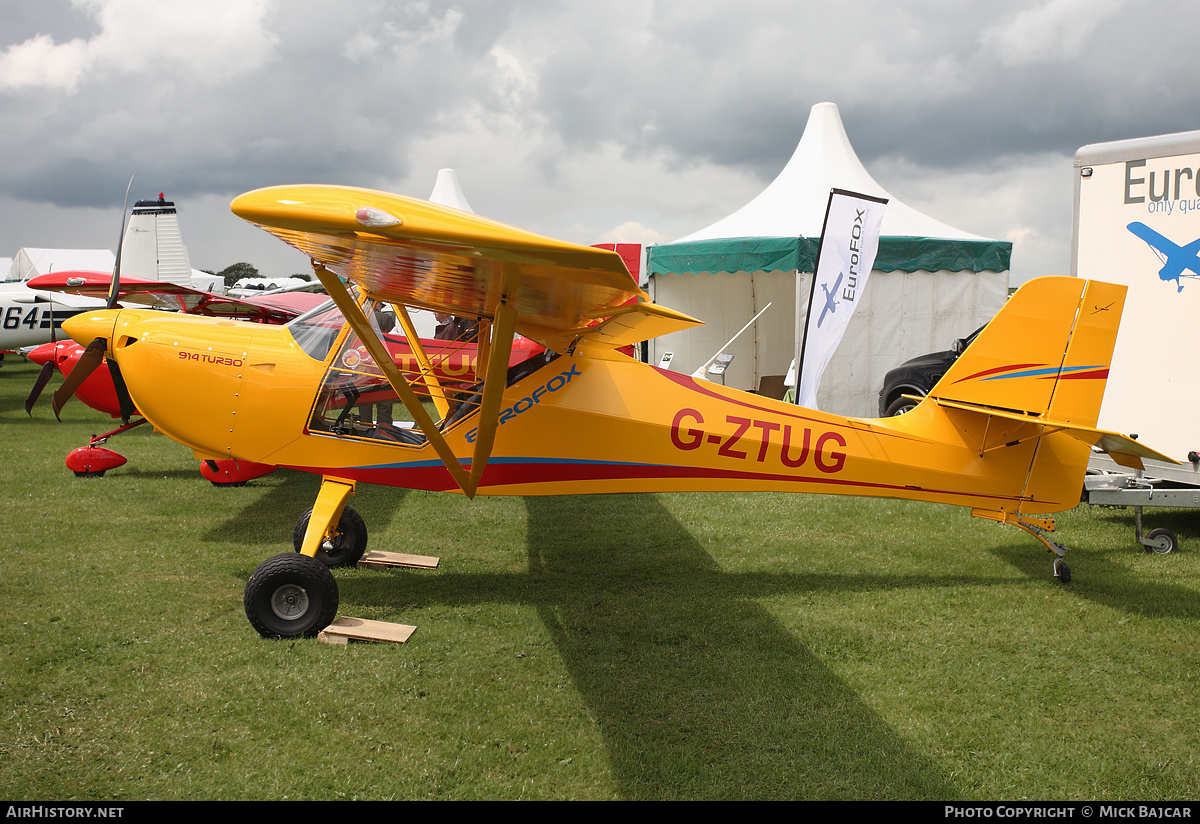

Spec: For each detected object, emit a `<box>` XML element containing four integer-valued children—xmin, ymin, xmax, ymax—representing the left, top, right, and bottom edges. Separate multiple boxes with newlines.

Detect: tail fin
<box><xmin>931</xmin><ymin>276</ymin><xmax>1120</xmax><ymax>425</ymax></box>
<box><xmin>919</xmin><ymin>277</ymin><xmax>1172</xmax><ymax>514</ymax></box>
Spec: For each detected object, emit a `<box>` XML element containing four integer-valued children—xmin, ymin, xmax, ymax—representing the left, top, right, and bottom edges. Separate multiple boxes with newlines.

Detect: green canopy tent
<box><xmin>647</xmin><ymin>102</ymin><xmax>1011</xmax><ymax>416</ymax></box>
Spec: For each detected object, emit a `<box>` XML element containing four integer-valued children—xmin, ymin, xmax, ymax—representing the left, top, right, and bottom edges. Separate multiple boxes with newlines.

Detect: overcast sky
<box><xmin>1</xmin><ymin>0</ymin><xmax>1197</xmax><ymax>285</ymax></box>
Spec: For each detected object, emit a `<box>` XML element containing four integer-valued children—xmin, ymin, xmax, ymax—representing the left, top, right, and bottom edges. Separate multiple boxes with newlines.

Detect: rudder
<box><xmin>930</xmin><ymin>276</ymin><xmax>1126</xmax><ymax>426</ymax></box>
<box><xmin>926</xmin><ymin>277</ymin><xmax>1129</xmax><ymax>514</ymax></box>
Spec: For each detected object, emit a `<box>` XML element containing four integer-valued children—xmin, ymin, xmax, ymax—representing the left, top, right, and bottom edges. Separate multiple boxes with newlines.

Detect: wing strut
<box><xmin>391</xmin><ymin>303</ymin><xmax>451</xmax><ymax>420</ymax></box>
<box><xmin>464</xmin><ymin>264</ymin><xmax>519</xmax><ymax>495</ymax></box>
<box><xmin>313</xmin><ymin>263</ymin><xmax>473</xmax><ymax>494</ymax></box>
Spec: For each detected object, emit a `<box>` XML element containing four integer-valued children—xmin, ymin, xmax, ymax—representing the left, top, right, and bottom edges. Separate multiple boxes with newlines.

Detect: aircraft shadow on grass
<box><xmin>110</xmin><ymin>467</ymin><xmax>208</xmax><ymax>482</ymax></box>
<box><xmin>340</xmin><ymin>493</ymin><xmax>966</xmax><ymax>799</ymax></box>
<box><xmin>203</xmin><ymin>468</ymin><xmax>406</xmax><ymax>547</ymax></box>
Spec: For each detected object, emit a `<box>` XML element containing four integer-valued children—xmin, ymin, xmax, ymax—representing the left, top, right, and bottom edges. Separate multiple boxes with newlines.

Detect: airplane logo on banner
<box><xmin>816</xmin><ymin>272</ymin><xmax>844</xmax><ymax>328</ymax></box>
<box><xmin>1126</xmin><ymin>222</ymin><xmax>1200</xmax><ymax>292</ymax></box>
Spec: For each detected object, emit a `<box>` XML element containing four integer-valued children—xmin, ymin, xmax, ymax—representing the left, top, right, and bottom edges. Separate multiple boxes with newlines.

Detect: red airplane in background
<box><xmin>24</xmin><ymin>272</ymin><xmax>330</xmax><ymax>481</ymax></box>
<box><xmin>27</xmin><ymin>270</ymin><xmax>544</xmax><ymax>482</ymax></box>
<box><xmin>26</xmin><ymin>270</ymin><xmax>323</xmax><ymax>324</ymax></box>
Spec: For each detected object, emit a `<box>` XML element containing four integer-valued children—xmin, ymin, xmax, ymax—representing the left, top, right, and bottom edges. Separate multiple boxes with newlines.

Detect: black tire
<box><xmin>244</xmin><ymin>553</ymin><xmax>339</xmax><ymax>639</ymax></box>
<box><xmin>1056</xmin><ymin>561</ymin><xmax>1071</xmax><ymax>585</ymax></box>
<box><xmin>292</xmin><ymin>506</ymin><xmax>368</xmax><ymax>568</ymax></box>
<box><xmin>885</xmin><ymin>395</ymin><xmax>920</xmax><ymax>417</ymax></box>
<box><xmin>1145</xmin><ymin>528</ymin><xmax>1178</xmax><ymax>554</ymax></box>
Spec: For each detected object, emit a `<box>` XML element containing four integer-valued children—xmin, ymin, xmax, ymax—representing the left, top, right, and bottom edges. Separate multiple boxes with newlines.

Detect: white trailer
<box><xmin>1072</xmin><ymin>129</ymin><xmax>1200</xmax><ymax>551</ymax></box>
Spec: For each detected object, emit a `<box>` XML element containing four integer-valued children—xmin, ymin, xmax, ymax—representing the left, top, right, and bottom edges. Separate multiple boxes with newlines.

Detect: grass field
<box><xmin>1</xmin><ymin>356</ymin><xmax>1197</xmax><ymax>800</ymax></box>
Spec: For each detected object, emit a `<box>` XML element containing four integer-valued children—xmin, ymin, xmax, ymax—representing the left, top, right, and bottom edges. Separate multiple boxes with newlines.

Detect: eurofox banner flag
<box><xmin>796</xmin><ymin>189</ymin><xmax>887</xmax><ymax>409</ymax></box>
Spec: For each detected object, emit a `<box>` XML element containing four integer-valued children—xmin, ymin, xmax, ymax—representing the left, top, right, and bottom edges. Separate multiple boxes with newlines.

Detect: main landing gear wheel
<box><xmin>293</xmin><ymin>505</ymin><xmax>368</xmax><ymax>568</ymax></box>
<box><xmin>1144</xmin><ymin>528</ymin><xmax>1178</xmax><ymax>554</ymax></box>
<box><xmin>244</xmin><ymin>553</ymin><xmax>339</xmax><ymax>639</ymax></box>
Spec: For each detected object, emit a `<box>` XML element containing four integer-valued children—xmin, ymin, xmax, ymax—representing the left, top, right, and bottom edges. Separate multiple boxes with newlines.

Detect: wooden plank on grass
<box><xmin>356</xmin><ymin>550</ymin><xmax>439</xmax><ymax>570</ymax></box>
<box><xmin>318</xmin><ymin>616</ymin><xmax>416</xmax><ymax>645</ymax></box>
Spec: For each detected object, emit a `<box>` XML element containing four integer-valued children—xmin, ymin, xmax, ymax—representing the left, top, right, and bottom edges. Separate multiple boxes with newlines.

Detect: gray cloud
<box><xmin>1</xmin><ymin>0</ymin><xmax>1198</xmax><ymax>282</ymax></box>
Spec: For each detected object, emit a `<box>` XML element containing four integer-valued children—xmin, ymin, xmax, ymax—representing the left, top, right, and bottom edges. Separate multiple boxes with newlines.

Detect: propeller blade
<box><xmin>108</xmin><ymin>174</ymin><xmax>136</xmax><ymax>310</ymax></box>
<box><xmin>51</xmin><ymin>337</ymin><xmax>107</xmax><ymax>421</ymax></box>
<box><xmin>107</xmin><ymin>359</ymin><xmax>138</xmax><ymax>422</ymax></box>
<box><xmin>24</xmin><ymin>360</ymin><xmax>56</xmax><ymax>415</ymax></box>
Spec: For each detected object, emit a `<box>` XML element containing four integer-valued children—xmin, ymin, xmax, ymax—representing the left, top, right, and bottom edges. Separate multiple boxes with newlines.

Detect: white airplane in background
<box><xmin>1</xmin><ymin>192</ymin><xmax>219</xmax><ymax>359</ymax></box>
<box><xmin>0</xmin><ymin>268</ymin><xmax>105</xmax><ymax>356</ymax></box>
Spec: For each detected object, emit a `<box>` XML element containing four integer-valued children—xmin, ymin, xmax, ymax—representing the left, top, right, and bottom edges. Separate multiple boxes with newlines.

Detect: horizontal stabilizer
<box><xmin>933</xmin><ymin>398</ymin><xmax>1178</xmax><ymax>471</ymax></box>
<box><xmin>573</xmin><ymin>302</ymin><xmax>703</xmax><ymax>348</ymax></box>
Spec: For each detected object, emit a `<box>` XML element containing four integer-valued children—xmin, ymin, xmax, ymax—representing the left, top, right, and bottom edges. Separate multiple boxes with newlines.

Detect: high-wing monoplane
<box><xmin>59</xmin><ymin>185</ymin><xmax>1174</xmax><ymax>639</ymax></box>
<box><xmin>1126</xmin><ymin>221</ymin><xmax>1200</xmax><ymax>291</ymax></box>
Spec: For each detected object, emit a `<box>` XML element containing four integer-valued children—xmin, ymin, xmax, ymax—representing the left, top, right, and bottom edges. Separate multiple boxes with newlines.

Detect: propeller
<box><xmin>24</xmin><ymin>355</ymin><xmax>56</xmax><ymax>415</ymax></box>
<box><xmin>24</xmin><ymin>277</ymin><xmax>63</xmax><ymax>415</ymax></box>
<box><xmin>31</xmin><ymin>174</ymin><xmax>137</xmax><ymax>420</ymax></box>
<box><xmin>24</xmin><ymin>268</ymin><xmax>60</xmax><ymax>415</ymax></box>
<box><xmin>50</xmin><ymin>337</ymin><xmax>107</xmax><ymax>420</ymax></box>
<box><xmin>107</xmin><ymin>174</ymin><xmax>136</xmax><ymax>310</ymax></box>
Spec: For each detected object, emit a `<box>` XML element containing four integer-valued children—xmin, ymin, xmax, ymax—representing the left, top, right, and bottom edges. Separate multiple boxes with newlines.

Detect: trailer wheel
<box><xmin>1144</xmin><ymin>528</ymin><xmax>1178</xmax><ymax>554</ymax></box>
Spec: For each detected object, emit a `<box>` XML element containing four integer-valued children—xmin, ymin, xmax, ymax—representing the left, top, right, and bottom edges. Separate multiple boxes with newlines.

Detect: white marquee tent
<box><xmin>5</xmin><ymin>248</ymin><xmax>115</xmax><ymax>283</ymax></box>
<box><xmin>646</xmin><ymin>102</ymin><xmax>1011</xmax><ymax>416</ymax></box>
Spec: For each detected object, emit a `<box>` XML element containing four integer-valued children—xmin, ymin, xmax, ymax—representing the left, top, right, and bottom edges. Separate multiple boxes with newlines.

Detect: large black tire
<box><xmin>244</xmin><ymin>553</ymin><xmax>339</xmax><ymax>639</ymax></box>
<box><xmin>292</xmin><ymin>505</ymin><xmax>368</xmax><ymax>568</ymax></box>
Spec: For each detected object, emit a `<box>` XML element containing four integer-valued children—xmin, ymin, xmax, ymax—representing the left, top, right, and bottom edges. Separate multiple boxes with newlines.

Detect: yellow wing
<box><xmin>230</xmin><ymin>185</ymin><xmax>702</xmax><ymax>351</ymax></box>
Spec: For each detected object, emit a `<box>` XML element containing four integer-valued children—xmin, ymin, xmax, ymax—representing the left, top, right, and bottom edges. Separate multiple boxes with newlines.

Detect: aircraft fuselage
<box><xmin>63</xmin><ymin>305</ymin><xmax>1089</xmax><ymax>517</ymax></box>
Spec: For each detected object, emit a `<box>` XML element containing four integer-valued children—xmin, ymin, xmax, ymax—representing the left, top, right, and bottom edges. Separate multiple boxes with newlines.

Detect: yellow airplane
<box><xmin>60</xmin><ymin>184</ymin><xmax>1174</xmax><ymax>639</ymax></box>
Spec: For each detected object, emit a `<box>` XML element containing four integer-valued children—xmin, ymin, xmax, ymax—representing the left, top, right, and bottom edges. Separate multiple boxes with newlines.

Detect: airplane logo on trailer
<box><xmin>1126</xmin><ymin>222</ymin><xmax>1200</xmax><ymax>291</ymax></box>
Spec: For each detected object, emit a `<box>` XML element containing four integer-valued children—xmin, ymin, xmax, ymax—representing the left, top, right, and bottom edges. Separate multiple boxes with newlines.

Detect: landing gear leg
<box><xmin>972</xmin><ymin>509</ymin><xmax>1072</xmax><ymax>584</ymax></box>
<box><xmin>296</xmin><ymin>477</ymin><xmax>358</xmax><ymax>560</ymax></box>
<box><xmin>294</xmin><ymin>505</ymin><xmax>368</xmax><ymax>567</ymax></box>
<box><xmin>1014</xmin><ymin>516</ymin><xmax>1071</xmax><ymax>584</ymax></box>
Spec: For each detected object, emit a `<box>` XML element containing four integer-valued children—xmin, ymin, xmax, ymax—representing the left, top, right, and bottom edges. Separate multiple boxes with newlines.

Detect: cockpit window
<box><xmin>305</xmin><ymin>299</ymin><xmax>553</xmax><ymax>449</ymax></box>
<box><xmin>287</xmin><ymin>299</ymin><xmax>344</xmax><ymax>361</ymax></box>
<box><xmin>307</xmin><ymin>300</ymin><xmax>436</xmax><ymax>448</ymax></box>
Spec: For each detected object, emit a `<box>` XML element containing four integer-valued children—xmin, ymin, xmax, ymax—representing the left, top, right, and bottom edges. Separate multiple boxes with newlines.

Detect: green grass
<box><xmin>1</xmin><ymin>357</ymin><xmax>1198</xmax><ymax>800</ymax></box>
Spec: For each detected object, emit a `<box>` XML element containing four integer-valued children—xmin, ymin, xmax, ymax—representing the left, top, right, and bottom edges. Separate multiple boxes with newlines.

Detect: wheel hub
<box><xmin>270</xmin><ymin>584</ymin><xmax>310</xmax><ymax>620</ymax></box>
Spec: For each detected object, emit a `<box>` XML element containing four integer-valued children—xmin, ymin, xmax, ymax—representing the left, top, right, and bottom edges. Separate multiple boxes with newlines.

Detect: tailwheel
<box><xmin>244</xmin><ymin>553</ymin><xmax>339</xmax><ymax>639</ymax></box>
<box><xmin>1053</xmin><ymin>557</ymin><xmax>1071</xmax><ymax>585</ymax></box>
<box><xmin>971</xmin><ymin>510</ymin><xmax>1074</xmax><ymax>584</ymax></box>
<box><xmin>293</xmin><ymin>505</ymin><xmax>368</xmax><ymax>568</ymax></box>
